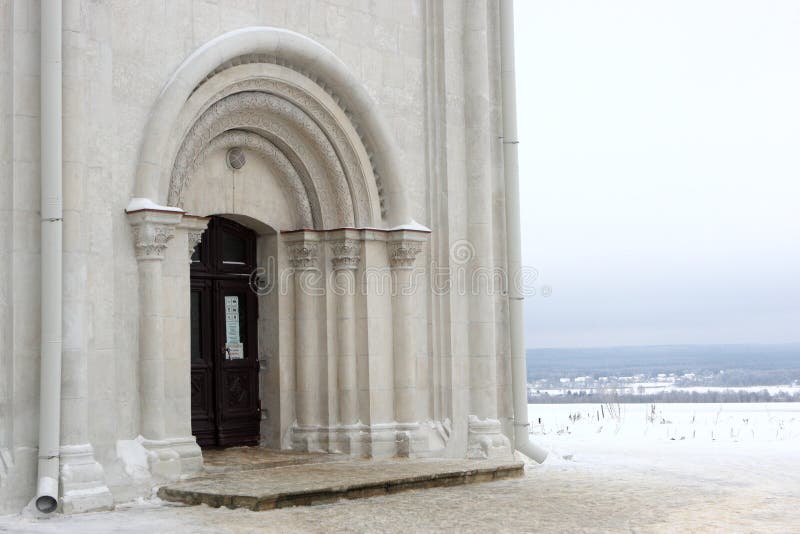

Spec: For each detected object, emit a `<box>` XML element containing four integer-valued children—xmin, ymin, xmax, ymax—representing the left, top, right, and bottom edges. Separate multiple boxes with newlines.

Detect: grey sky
<box><xmin>514</xmin><ymin>1</ymin><xmax>800</xmax><ymax>348</ymax></box>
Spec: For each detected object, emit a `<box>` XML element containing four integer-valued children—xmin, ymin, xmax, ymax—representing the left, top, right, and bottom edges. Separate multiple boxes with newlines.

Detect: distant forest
<box><xmin>526</xmin><ymin>343</ymin><xmax>800</xmax><ymax>387</ymax></box>
<box><xmin>530</xmin><ymin>390</ymin><xmax>800</xmax><ymax>404</ymax></box>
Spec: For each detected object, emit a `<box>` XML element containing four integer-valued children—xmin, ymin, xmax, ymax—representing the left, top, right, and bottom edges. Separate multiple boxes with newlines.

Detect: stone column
<box><xmin>388</xmin><ymin>232</ymin><xmax>426</xmax><ymax>441</ymax></box>
<box><xmin>127</xmin><ymin>209</ymin><xmax>183</xmax><ymax>479</ymax></box>
<box><xmin>161</xmin><ymin>215</ymin><xmax>209</xmax><ymax>476</ymax></box>
<box><xmin>330</xmin><ymin>234</ymin><xmax>361</xmax><ymax>452</ymax></box>
<box><xmin>463</xmin><ymin>0</ymin><xmax>509</xmax><ymax>459</ymax></box>
<box><xmin>285</xmin><ymin>232</ymin><xmax>322</xmax><ymax>451</ymax></box>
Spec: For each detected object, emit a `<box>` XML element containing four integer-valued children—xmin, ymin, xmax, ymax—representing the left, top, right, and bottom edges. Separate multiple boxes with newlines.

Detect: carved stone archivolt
<box><xmin>193</xmin><ymin>61</ymin><xmax>384</xmax><ymax>219</ymax></box>
<box><xmin>224</xmin><ymin>77</ymin><xmax>378</xmax><ymax>220</ymax></box>
<box><xmin>169</xmin><ymin>87</ymin><xmax>379</xmax><ymax>229</ymax></box>
<box><xmin>188</xmin><ymin>130</ymin><xmax>314</xmax><ymax>228</ymax></box>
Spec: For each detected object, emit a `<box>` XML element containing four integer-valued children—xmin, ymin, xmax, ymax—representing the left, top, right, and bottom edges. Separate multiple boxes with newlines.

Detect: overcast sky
<box><xmin>514</xmin><ymin>1</ymin><xmax>800</xmax><ymax>348</ymax></box>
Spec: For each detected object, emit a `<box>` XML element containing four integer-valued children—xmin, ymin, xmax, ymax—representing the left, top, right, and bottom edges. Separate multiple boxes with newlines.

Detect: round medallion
<box><xmin>226</xmin><ymin>147</ymin><xmax>246</xmax><ymax>170</ymax></box>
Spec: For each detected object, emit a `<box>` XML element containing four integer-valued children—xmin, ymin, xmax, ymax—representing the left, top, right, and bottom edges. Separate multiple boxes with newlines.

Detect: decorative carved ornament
<box><xmin>169</xmin><ymin>91</ymin><xmax>357</xmax><ymax>228</ymax></box>
<box><xmin>132</xmin><ymin>223</ymin><xmax>175</xmax><ymax>260</ymax></box>
<box><xmin>191</xmin><ymin>62</ymin><xmax>384</xmax><ymax>219</ymax></box>
<box><xmin>187</xmin><ymin>231</ymin><xmax>204</xmax><ymax>258</ymax></box>
<box><xmin>330</xmin><ymin>239</ymin><xmax>361</xmax><ymax>271</ymax></box>
<box><xmin>287</xmin><ymin>241</ymin><xmax>320</xmax><ymax>270</ymax></box>
<box><xmin>179</xmin><ymin>130</ymin><xmax>314</xmax><ymax>229</ymax></box>
<box><xmin>389</xmin><ymin>240</ymin><xmax>423</xmax><ymax>269</ymax></box>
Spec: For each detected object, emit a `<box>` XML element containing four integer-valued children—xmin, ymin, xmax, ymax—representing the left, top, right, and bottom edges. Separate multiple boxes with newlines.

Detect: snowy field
<box><xmin>1</xmin><ymin>403</ymin><xmax>799</xmax><ymax>533</ymax></box>
<box><xmin>528</xmin><ymin>402</ymin><xmax>800</xmax><ymax>443</ymax></box>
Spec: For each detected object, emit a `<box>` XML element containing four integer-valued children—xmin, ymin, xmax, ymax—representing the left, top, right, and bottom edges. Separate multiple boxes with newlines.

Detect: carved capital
<box><xmin>389</xmin><ymin>240</ymin><xmax>423</xmax><ymax>269</ymax></box>
<box><xmin>132</xmin><ymin>223</ymin><xmax>175</xmax><ymax>260</ymax></box>
<box><xmin>187</xmin><ymin>231</ymin><xmax>203</xmax><ymax>257</ymax></box>
<box><xmin>127</xmin><ymin>209</ymin><xmax>184</xmax><ymax>261</ymax></box>
<box><xmin>330</xmin><ymin>239</ymin><xmax>361</xmax><ymax>270</ymax></box>
<box><xmin>178</xmin><ymin>216</ymin><xmax>210</xmax><ymax>263</ymax></box>
<box><xmin>287</xmin><ymin>241</ymin><xmax>320</xmax><ymax>270</ymax></box>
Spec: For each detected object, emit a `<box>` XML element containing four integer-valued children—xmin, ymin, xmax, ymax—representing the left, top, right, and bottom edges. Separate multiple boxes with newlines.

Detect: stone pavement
<box><xmin>158</xmin><ymin>458</ymin><xmax>524</xmax><ymax>511</ymax></box>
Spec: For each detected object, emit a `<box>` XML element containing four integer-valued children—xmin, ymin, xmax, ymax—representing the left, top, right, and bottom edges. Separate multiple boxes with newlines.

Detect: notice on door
<box><xmin>224</xmin><ymin>295</ymin><xmax>244</xmax><ymax>359</ymax></box>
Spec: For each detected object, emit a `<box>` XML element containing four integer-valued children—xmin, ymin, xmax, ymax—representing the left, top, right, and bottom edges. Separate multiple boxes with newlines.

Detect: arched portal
<box><xmin>133</xmin><ymin>26</ymin><xmax>412</xmax><ymax>228</ymax></box>
<box><xmin>126</xmin><ymin>28</ymin><xmax>433</xmax><ymax>475</ymax></box>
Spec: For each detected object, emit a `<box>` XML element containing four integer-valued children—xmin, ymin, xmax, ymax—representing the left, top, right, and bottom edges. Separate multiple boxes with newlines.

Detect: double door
<box><xmin>190</xmin><ymin>217</ymin><xmax>260</xmax><ymax>448</ymax></box>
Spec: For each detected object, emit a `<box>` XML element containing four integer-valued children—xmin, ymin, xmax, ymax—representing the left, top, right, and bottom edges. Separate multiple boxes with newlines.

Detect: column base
<box><xmin>466</xmin><ymin>416</ymin><xmax>512</xmax><ymax>459</ymax></box>
<box><xmin>290</xmin><ymin>422</ymin><xmax>450</xmax><ymax>458</ymax></box>
<box><xmin>59</xmin><ymin>444</ymin><xmax>114</xmax><ymax>514</ymax></box>
<box><xmin>0</xmin><ymin>447</ymin><xmax>10</xmax><ymax>484</ymax></box>
<box><xmin>290</xmin><ymin>425</ymin><xmax>323</xmax><ymax>453</ymax></box>
<box><xmin>138</xmin><ymin>438</ymin><xmax>182</xmax><ymax>482</ymax></box>
<box><xmin>328</xmin><ymin>425</ymin><xmax>366</xmax><ymax>457</ymax></box>
<box><xmin>163</xmin><ymin>436</ymin><xmax>203</xmax><ymax>476</ymax></box>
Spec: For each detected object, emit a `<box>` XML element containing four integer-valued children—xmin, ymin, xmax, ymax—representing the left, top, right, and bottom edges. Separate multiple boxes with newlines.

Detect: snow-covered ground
<box><xmin>528</xmin><ymin>401</ymin><xmax>800</xmax><ymax>443</ymax></box>
<box><xmin>1</xmin><ymin>403</ymin><xmax>798</xmax><ymax>533</ymax></box>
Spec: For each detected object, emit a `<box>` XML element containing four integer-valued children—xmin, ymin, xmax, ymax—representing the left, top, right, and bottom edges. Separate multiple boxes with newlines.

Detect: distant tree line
<box><xmin>529</xmin><ymin>368</ymin><xmax>800</xmax><ymax>386</ymax></box>
<box><xmin>529</xmin><ymin>390</ymin><xmax>800</xmax><ymax>404</ymax></box>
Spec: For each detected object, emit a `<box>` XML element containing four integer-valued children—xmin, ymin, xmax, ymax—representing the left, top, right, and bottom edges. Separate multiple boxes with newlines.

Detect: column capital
<box><xmin>330</xmin><ymin>239</ymin><xmax>361</xmax><ymax>271</ymax></box>
<box><xmin>177</xmin><ymin>215</ymin><xmax>210</xmax><ymax>262</ymax></box>
<box><xmin>388</xmin><ymin>239</ymin><xmax>424</xmax><ymax>269</ymax></box>
<box><xmin>387</xmin><ymin>229</ymin><xmax>428</xmax><ymax>270</ymax></box>
<box><xmin>284</xmin><ymin>230</ymin><xmax>321</xmax><ymax>270</ymax></box>
<box><xmin>127</xmin><ymin>210</ymin><xmax>183</xmax><ymax>261</ymax></box>
<box><xmin>287</xmin><ymin>242</ymin><xmax>319</xmax><ymax>269</ymax></box>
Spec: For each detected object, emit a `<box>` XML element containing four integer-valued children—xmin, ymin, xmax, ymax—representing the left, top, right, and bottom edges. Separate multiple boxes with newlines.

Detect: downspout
<box><xmin>36</xmin><ymin>0</ymin><xmax>63</xmax><ymax>513</ymax></box>
<box><xmin>499</xmin><ymin>0</ymin><xmax>547</xmax><ymax>464</ymax></box>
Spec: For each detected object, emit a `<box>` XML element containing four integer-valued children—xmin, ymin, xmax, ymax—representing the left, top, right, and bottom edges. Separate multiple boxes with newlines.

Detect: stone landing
<box><xmin>158</xmin><ymin>458</ymin><xmax>524</xmax><ymax>511</ymax></box>
<box><xmin>201</xmin><ymin>447</ymin><xmax>342</xmax><ymax>475</ymax></box>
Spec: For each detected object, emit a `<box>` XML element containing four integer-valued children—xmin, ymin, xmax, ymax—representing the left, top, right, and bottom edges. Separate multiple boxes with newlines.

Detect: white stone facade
<box><xmin>0</xmin><ymin>0</ymin><xmax>522</xmax><ymax>513</ymax></box>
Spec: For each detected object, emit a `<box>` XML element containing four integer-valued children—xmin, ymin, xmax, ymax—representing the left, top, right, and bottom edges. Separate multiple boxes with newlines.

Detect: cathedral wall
<box><xmin>1</xmin><ymin>0</ymin><xmax>43</xmax><ymax>514</ymax></box>
<box><xmin>0</xmin><ymin>0</ymin><xmax>515</xmax><ymax>513</ymax></box>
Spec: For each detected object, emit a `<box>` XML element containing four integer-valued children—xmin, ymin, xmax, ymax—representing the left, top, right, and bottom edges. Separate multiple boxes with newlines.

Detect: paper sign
<box><xmin>225</xmin><ymin>342</ymin><xmax>244</xmax><ymax>360</ymax></box>
<box><xmin>224</xmin><ymin>296</ymin><xmax>240</xmax><ymax>343</ymax></box>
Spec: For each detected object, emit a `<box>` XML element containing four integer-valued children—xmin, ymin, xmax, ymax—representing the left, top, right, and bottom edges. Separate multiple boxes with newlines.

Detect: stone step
<box><xmin>158</xmin><ymin>458</ymin><xmax>524</xmax><ymax>511</ymax></box>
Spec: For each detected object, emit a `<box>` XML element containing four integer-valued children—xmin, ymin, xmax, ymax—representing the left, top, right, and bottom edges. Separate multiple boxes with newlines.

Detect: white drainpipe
<box><xmin>500</xmin><ymin>0</ymin><xmax>547</xmax><ymax>464</ymax></box>
<box><xmin>36</xmin><ymin>0</ymin><xmax>63</xmax><ymax>513</ymax></box>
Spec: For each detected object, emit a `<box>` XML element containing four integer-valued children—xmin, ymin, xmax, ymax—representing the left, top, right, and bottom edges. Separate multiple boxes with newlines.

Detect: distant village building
<box><xmin>0</xmin><ymin>0</ymin><xmax>544</xmax><ymax>514</ymax></box>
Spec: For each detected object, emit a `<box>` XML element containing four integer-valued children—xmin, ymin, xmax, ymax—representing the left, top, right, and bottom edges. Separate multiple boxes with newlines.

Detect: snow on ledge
<box><xmin>126</xmin><ymin>198</ymin><xmax>184</xmax><ymax>214</ymax></box>
<box><xmin>388</xmin><ymin>219</ymin><xmax>431</xmax><ymax>233</ymax></box>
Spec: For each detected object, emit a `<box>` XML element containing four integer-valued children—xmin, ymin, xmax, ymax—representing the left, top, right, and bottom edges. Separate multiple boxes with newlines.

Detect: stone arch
<box><xmin>190</xmin><ymin>130</ymin><xmax>315</xmax><ymax>228</ymax></box>
<box><xmin>134</xmin><ymin>27</ymin><xmax>410</xmax><ymax>228</ymax></box>
<box><xmin>170</xmin><ymin>91</ymin><xmax>355</xmax><ymax>228</ymax></box>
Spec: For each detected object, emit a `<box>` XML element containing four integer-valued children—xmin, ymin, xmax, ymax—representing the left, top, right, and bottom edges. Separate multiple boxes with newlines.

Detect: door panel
<box><xmin>190</xmin><ymin>217</ymin><xmax>260</xmax><ymax>448</ymax></box>
<box><xmin>190</xmin><ymin>279</ymin><xmax>216</xmax><ymax>447</ymax></box>
<box><xmin>214</xmin><ymin>280</ymin><xmax>260</xmax><ymax>447</ymax></box>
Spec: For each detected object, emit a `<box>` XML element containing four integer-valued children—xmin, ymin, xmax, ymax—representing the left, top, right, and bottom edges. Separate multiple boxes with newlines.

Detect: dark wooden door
<box><xmin>190</xmin><ymin>217</ymin><xmax>260</xmax><ymax>448</ymax></box>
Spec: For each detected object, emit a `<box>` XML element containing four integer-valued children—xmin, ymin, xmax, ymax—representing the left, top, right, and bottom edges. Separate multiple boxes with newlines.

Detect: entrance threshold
<box><xmin>201</xmin><ymin>447</ymin><xmax>344</xmax><ymax>475</ymax></box>
<box><xmin>159</xmin><ymin>458</ymin><xmax>524</xmax><ymax>511</ymax></box>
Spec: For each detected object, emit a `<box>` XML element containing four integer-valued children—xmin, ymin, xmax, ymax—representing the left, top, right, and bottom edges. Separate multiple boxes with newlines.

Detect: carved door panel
<box><xmin>190</xmin><ymin>279</ymin><xmax>216</xmax><ymax>446</ymax></box>
<box><xmin>190</xmin><ymin>217</ymin><xmax>260</xmax><ymax>448</ymax></box>
<box><xmin>213</xmin><ymin>280</ymin><xmax>260</xmax><ymax>447</ymax></box>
